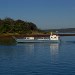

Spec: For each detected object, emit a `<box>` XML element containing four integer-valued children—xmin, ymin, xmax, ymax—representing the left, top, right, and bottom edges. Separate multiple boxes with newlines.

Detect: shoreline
<box><xmin>0</xmin><ymin>33</ymin><xmax>75</xmax><ymax>38</ymax></box>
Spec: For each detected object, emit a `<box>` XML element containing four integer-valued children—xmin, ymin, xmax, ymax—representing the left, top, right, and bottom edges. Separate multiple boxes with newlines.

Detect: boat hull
<box><xmin>16</xmin><ymin>39</ymin><xmax>60</xmax><ymax>43</ymax></box>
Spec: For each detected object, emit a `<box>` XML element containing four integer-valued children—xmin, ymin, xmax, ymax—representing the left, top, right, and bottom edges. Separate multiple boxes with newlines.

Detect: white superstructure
<box><xmin>50</xmin><ymin>35</ymin><xmax>59</xmax><ymax>41</ymax></box>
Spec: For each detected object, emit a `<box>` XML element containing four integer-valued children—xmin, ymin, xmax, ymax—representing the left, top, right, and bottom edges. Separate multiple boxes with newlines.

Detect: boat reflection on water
<box><xmin>50</xmin><ymin>43</ymin><xmax>59</xmax><ymax>63</ymax></box>
<box><xmin>16</xmin><ymin>43</ymin><xmax>60</xmax><ymax>63</ymax></box>
<box><xmin>17</xmin><ymin>43</ymin><xmax>34</xmax><ymax>56</ymax></box>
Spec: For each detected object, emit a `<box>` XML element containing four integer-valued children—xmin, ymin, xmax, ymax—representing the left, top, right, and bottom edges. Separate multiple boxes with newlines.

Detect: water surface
<box><xmin>0</xmin><ymin>36</ymin><xmax>75</xmax><ymax>75</ymax></box>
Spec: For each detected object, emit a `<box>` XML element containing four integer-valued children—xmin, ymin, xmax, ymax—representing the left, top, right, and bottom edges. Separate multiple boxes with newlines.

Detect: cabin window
<box><xmin>26</xmin><ymin>37</ymin><xmax>29</xmax><ymax>39</ymax></box>
<box><xmin>24</xmin><ymin>37</ymin><xmax>26</xmax><ymax>39</ymax></box>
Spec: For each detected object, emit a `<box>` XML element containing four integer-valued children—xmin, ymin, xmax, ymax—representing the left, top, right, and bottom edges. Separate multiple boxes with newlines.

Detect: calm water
<box><xmin>0</xmin><ymin>36</ymin><xmax>75</xmax><ymax>75</ymax></box>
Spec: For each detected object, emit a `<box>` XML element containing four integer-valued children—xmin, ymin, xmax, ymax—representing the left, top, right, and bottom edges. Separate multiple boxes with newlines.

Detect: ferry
<box><xmin>13</xmin><ymin>33</ymin><xmax>60</xmax><ymax>43</ymax></box>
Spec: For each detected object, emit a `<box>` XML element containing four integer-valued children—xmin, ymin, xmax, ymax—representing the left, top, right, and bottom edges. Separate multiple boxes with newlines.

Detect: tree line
<box><xmin>0</xmin><ymin>17</ymin><xmax>38</xmax><ymax>34</ymax></box>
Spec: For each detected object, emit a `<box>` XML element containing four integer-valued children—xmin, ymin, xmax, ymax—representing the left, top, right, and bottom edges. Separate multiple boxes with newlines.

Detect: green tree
<box><xmin>0</xmin><ymin>17</ymin><xmax>38</xmax><ymax>34</ymax></box>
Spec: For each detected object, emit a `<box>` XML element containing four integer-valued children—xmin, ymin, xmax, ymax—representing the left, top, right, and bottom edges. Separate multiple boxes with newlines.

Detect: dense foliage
<box><xmin>0</xmin><ymin>17</ymin><xmax>38</xmax><ymax>34</ymax></box>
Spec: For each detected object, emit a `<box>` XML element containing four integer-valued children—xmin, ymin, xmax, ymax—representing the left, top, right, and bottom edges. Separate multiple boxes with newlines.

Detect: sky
<box><xmin>0</xmin><ymin>0</ymin><xmax>75</xmax><ymax>29</ymax></box>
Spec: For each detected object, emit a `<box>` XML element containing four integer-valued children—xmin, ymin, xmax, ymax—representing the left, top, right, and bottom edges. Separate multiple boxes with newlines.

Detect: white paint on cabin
<box><xmin>26</xmin><ymin>37</ymin><xmax>34</xmax><ymax>40</ymax></box>
<box><xmin>50</xmin><ymin>35</ymin><xmax>59</xmax><ymax>40</ymax></box>
<box><xmin>37</xmin><ymin>37</ymin><xmax>49</xmax><ymax>40</ymax></box>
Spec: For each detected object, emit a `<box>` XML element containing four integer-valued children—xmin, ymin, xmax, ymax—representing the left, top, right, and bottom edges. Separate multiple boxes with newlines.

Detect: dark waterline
<box><xmin>0</xmin><ymin>36</ymin><xmax>75</xmax><ymax>75</ymax></box>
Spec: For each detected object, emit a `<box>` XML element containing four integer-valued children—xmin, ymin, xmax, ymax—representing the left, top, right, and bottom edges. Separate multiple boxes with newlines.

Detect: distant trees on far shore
<box><xmin>0</xmin><ymin>17</ymin><xmax>38</xmax><ymax>34</ymax></box>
